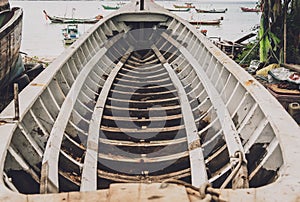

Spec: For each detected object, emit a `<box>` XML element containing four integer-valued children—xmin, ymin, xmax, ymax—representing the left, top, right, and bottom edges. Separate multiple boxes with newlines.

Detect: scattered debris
<box><xmin>244</xmin><ymin>61</ymin><xmax>300</xmax><ymax>124</ymax></box>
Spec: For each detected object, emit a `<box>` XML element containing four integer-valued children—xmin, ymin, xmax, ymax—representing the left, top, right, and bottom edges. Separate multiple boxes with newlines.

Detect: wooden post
<box><xmin>140</xmin><ymin>0</ymin><xmax>144</xmax><ymax>10</ymax></box>
<box><xmin>283</xmin><ymin>0</ymin><xmax>287</xmax><ymax>64</ymax></box>
<box><xmin>13</xmin><ymin>83</ymin><xmax>19</xmax><ymax>121</ymax></box>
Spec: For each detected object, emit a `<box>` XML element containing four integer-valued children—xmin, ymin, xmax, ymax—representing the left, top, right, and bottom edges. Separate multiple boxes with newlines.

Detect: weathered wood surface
<box><xmin>0</xmin><ymin>0</ymin><xmax>299</xmax><ymax>202</ymax></box>
<box><xmin>0</xmin><ymin>0</ymin><xmax>9</xmax><ymax>12</ymax></box>
<box><xmin>0</xmin><ymin>7</ymin><xmax>23</xmax><ymax>88</ymax></box>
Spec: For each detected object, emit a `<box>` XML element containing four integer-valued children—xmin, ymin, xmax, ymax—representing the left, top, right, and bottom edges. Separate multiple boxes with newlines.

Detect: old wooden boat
<box><xmin>102</xmin><ymin>5</ymin><xmax>120</xmax><ymax>10</ymax></box>
<box><xmin>62</xmin><ymin>24</ymin><xmax>79</xmax><ymax>45</ymax></box>
<box><xmin>213</xmin><ymin>32</ymin><xmax>257</xmax><ymax>58</ymax></box>
<box><xmin>167</xmin><ymin>8</ymin><xmax>190</xmax><ymax>12</ymax></box>
<box><xmin>173</xmin><ymin>3</ymin><xmax>195</xmax><ymax>9</ymax></box>
<box><xmin>43</xmin><ymin>10</ymin><xmax>103</xmax><ymax>24</ymax></box>
<box><xmin>102</xmin><ymin>3</ymin><xmax>125</xmax><ymax>10</ymax></box>
<box><xmin>0</xmin><ymin>0</ymin><xmax>9</xmax><ymax>12</ymax></box>
<box><xmin>195</xmin><ymin>8</ymin><xmax>227</xmax><ymax>13</ymax></box>
<box><xmin>0</xmin><ymin>6</ymin><xmax>24</xmax><ymax>90</ymax></box>
<box><xmin>241</xmin><ymin>7</ymin><xmax>261</xmax><ymax>12</ymax></box>
<box><xmin>189</xmin><ymin>19</ymin><xmax>221</xmax><ymax>26</ymax></box>
<box><xmin>0</xmin><ymin>0</ymin><xmax>300</xmax><ymax>201</ymax></box>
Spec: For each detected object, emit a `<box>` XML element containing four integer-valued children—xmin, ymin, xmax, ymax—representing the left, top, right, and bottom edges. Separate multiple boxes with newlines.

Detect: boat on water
<box><xmin>102</xmin><ymin>5</ymin><xmax>120</xmax><ymax>10</ymax></box>
<box><xmin>0</xmin><ymin>0</ymin><xmax>300</xmax><ymax>201</ymax></box>
<box><xmin>195</xmin><ymin>8</ymin><xmax>227</xmax><ymax>13</ymax></box>
<box><xmin>102</xmin><ymin>2</ymin><xmax>125</xmax><ymax>10</ymax></box>
<box><xmin>189</xmin><ymin>19</ymin><xmax>221</xmax><ymax>25</ymax></box>
<box><xmin>62</xmin><ymin>24</ymin><xmax>79</xmax><ymax>45</ymax></box>
<box><xmin>241</xmin><ymin>7</ymin><xmax>261</xmax><ymax>12</ymax></box>
<box><xmin>43</xmin><ymin>10</ymin><xmax>103</xmax><ymax>24</ymax></box>
<box><xmin>173</xmin><ymin>2</ymin><xmax>195</xmax><ymax>9</ymax></box>
<box><xmin>167</xmin><ymin>8</ymin><xmax>190</xmax><ymax>12</ymax></box>
<box><xmin>0</xmin><ymin>5</ymin><xmax>24</xmax><ymax>90</ymax></box>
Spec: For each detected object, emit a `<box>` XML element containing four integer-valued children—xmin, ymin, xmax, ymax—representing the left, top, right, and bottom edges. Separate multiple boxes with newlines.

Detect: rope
<box><xmin>160</xmin><ymin>179</ymin><xmax>199</xmax><ymax>191</ymax></box>
<box><xmin>220</xmin><ymin>151</ymin><xmax>243</xmax><ymax>189</ymax></box>
<box><xmin>160</xmin><ymin>179</ymin><xmax>221</xmax><ymax>201</ymax></box>
<box><xmin>159</xmin><ymin>151</ymin><xmax>246</xmax><ymax>200</ymax></box>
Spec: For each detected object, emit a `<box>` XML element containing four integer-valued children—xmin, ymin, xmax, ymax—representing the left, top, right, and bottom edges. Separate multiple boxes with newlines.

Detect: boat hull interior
<box><xmin>0</xmin><ymin>0</ymin><xmax>299</xmax><ymax>201</ymax></box>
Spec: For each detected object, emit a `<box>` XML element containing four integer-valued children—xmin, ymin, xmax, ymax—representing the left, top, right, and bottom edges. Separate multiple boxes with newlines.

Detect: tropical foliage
<box><xmin>259</xmin><ymin>0</ymin><xmax>300</xmax><ymax>64</ymax></box>
<box><xmin>286</xmin><ymin>0</ymin><xmax>300</xmax><ymax>63</ymax></box>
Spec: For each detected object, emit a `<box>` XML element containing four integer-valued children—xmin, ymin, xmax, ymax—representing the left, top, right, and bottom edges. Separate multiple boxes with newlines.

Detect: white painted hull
<box><xmin>0</xmin><ymin>1</ymin><xmax>299</xmax><ymax>201</ymax></box>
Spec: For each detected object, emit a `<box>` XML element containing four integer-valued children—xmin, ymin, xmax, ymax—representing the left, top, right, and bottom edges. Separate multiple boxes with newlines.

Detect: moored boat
<box><xmin>0</xmin><ymin>0</ymin><xmax>300</xmax><ymax>201</ymax></box>
<box><xmin>62</xmin><ymin>24</ymin><xmax>79</xmax><ymax>45</ymax></box>
<box><xmin>195</xmin><ymin>8</ymin><xmax>227</xmax><ymax>13</ymax></box>
<box><xmin>102</xmin><ymin>5</ymin><xmax>120</xmax><ymax>10</ymax></box>
<box><xmin>167</xmin><ymin>8</ymin><xmax>190</xmax><ymax>12</ymax></box>
<box><xmin>43</xmin><ymin>10</ymin><xmax>103</xmax><ymax>24</ymax></box>
<box><xmin>102</xmin><ymin>2</ymin><xmax>125</xmax><ymax>10</ymax></box>
<box><xmin>0</xmin><ymin>6</ymin><xmax>24</xmax><ymax>90</ymax></box>
<box><xmin>189</xmin><ymin>19</ymin><xmax>221</xmax><ymax>25</ymax></box>
<box><xmin>173</xmin><ymin>2</ymin><xmax>195</xmax><ymax>9</ymax></box>
<box><xmin>241</xmin><ymin>7</ymin><xmax>261</xmax><ymax>12</ymax></box>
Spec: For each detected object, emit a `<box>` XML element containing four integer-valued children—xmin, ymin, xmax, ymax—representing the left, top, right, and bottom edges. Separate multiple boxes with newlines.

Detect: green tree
<box><xmin>259</xmin><ymin>0</ymin><xmax>300</xmax><ymax>64</ymax></box>
<box><xmin>286</xmin><ymin>0</ymin><xmax>300</xmax><ymax>63</ymax></box>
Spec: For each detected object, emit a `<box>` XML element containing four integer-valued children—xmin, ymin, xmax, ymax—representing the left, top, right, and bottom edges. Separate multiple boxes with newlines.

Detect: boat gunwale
<box><xmin>0</xmin><ymin>0</ymin><xmax>299</xmax><ymax>200</ymax></box>
<box><xmin>0</xmin><ymin>8</ymin><xmax>22</xmax><ymax>39</ymax></box>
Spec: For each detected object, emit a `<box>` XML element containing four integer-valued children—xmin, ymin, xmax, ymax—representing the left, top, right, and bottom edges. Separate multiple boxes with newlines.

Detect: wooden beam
<box><xmin>80</xmin><ymin>48</ymin><xmax>132</xmax><ymax>192</ymax></box>
<box><xmin>152</xmin><ymin>45</ymin><xmax>208</xmax><ymax>187</ymax></box>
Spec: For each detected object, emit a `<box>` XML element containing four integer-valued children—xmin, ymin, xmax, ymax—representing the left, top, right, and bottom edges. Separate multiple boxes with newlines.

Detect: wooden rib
<box><xmin>98</xmin><ymin>151</ymin><xmax>188</xmax><ymax>163</ymax></box>
<box><xmin>152</xmin><ymin>45</ymin><xmax>208</xmax><ymax>187</ymax></box>
<box><xmin>80</xmin><ymin>47</ymin><xmax>133</xmax><ymax>192</ymax></box>
<box><xmin>99</xmin><ymin>137</ymin><xmax>186</xmax><ymax>147</ymax></box>
<box><xmin>97</xmin><ymin>167</ymin><xmax>191</xmax><ymax>182</ymax></box>
<box><xmin>40</xmin><ymin>46</ymin><xmax>109</xmax><ymax>194</ymax></box>
<box><xmin>161</xmin><ymin>32</ymin><xmax>245</xmax><ymax>159</ymax></box>
<box><xmin>104</xmin><ymin>104</ymin><xmax>181</xmax><ymax>112</ymax></box>
<box><xmin>102</xmin><ymin>114</ymin><xmax>182</xmax><ymax>121</ymax></box>
<box><xmin>100</xmin><ymin>125</ymin><xmax>185</xmax><ymax>133</ymax></box>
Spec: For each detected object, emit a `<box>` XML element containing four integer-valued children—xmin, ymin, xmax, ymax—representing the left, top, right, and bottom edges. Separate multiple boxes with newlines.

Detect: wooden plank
<box><xmin>108</xmin><ymin>183</ymin><xmax>190</xmax><ymax>202</ymax></box>
<box><xmin>69</xmin><ymin>190</ymin><xmax>108</xmax><ymax>202</ymax></box>
<box><xmin>28</xmin><ymin>193</ymin><xmax>68</xmax><ymax>202</ymax></box>
<box><xmin>152</xmin><ymin>45</ymin><xmax>208</xmax><ymax>187</ymax></box>
<box><xmin>100</xmin><ymin>125</ymin><xmax>184</xmax><ymax>133</ymax></box>
<box><xmin>40</xmin><ymin>47</ymin><xmax>108</xmax><ymax>194</ymax></box>
<box><xmin>98</xmin><ymin>151</ymin><xmax>188</xmax><ymax>163</ymax></box>
<box><xmin>281</xmin><ymin>63</ymin><xmax>300</xmax><ymax>73</ymax></box>
<box><xmin>80</xmin><ymin>48</ymin><xmax>132</xmax><ymax>191</ymax></box>
<box><xmin>161</xmin><ymin>33</ymin><xmax>245</xmax><ymax>159</ymax></box>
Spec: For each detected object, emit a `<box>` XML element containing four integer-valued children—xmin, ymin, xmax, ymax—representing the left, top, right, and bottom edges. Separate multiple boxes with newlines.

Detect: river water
<box><xmin>10</xmin><ymin>0</ymin><xmax>261</xmax><ymax>59</ymax></box>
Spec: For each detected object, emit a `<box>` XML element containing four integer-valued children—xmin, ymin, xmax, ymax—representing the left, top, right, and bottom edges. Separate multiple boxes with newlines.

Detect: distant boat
<box><xmin>173</xmin><ymin>3</ymin><xmax>195</xmax><ymax>8</ymax></box>
<box><xmin>167</xmin><ymin>8</ymin><xmax>190</xmax><ymax>12</ymax></box>
<box><xmin>62</xmin><ymin>24</ymin><xmax>79</xmax><ymax>45</ymax></box>
<box><xmin>102</xmin><ymin>2</ymin><xmax>125</xmax><ymax>10</ymax></box>
<box><xmin>189</xmin><ymin>19</ymin><xmax>221</xmax><ymax>25</ymax></box>
<box><xmin>0</xmin><ymin>7</ymin><xmax>24</xmax><ymax>90</ymax></box>
<box><xmin>241</xmin><ymin>7</ymin><xmax>261</xmax><ymax>12</ymax></box>
<box><xmin>102</xmin><ymin>5</ymin><xmax>120</xmax><ymax>10</ymax></box>
<box><xmin>43</xmin><ymin>10</ymin><xmax>103</xmax><ymax>24</ymax></box>
<box><xmin>196</xmin><ymin>8</ymin><xmax>227</xmax><ymax>13</ymax></box>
